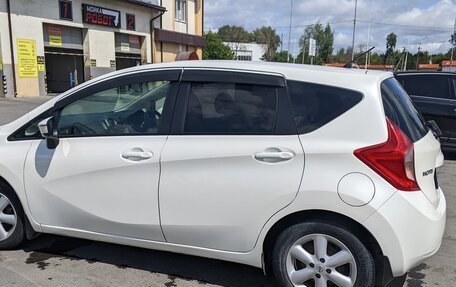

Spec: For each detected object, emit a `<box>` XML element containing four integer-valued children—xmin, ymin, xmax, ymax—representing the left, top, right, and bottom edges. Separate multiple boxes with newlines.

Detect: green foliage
<box><xmin>217</xmin><ymin>25</ymin><xmax>251</xmax><ymax>43</ymax></box>
<box><xmin>385</xmin><ymin>33</ymin><xmax>397</xmax><ymax>64</ymax></box>
<box><xmin>203</xmin><ymin>31</ymin><xmax>235</xmax><ymax>60</ymax></box>
<box><xmin>274</xmin><ymin>51</ymin><xmax>294</xmax><ymax>63</ymax></box>
<box><xmin>299</xmin><ymin>22</ymin><xmax>334</xmax><ymax>64</ymax></box>
<box><xmin>251</xmin><ymin>26</ymin><xmax>282</xmax><ymax>61</ymax></box>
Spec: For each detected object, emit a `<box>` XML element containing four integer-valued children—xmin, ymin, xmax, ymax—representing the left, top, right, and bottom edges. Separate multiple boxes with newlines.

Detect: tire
<box><xmin>272</xmin><ymin>222</ymin><xmax>375</xmax><ymax>287</ymax></box>
<box><xmin>0</xmin><ymin>182</ymin><xmax>25</xmax><ymax>249</ymax></box>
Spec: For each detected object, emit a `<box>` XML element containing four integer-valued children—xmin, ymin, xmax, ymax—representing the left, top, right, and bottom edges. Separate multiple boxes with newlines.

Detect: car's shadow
<box><xmin>21</xmin><ymin>234</ymin><xmax>275</xmax><ymax>287</ymax></box>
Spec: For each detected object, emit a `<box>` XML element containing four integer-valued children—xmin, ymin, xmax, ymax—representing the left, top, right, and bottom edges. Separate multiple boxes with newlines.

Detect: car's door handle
<box><xmin>121</xmin><ymin>148</ymin><xmax>153</xmax><ymax>161</ymax></box>
<box><xmin>254</xmin><ymin>148</ymin><xmax>294</xmax><ymax>163</ymax></box>
<box><xmin>255</xmin><ymin>151</ymin><xmax>293</xmax><ymax>160</ymax></box>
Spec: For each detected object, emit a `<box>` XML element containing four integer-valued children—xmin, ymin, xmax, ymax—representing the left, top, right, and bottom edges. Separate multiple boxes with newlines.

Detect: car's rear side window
<box><xmin>397</xmin><ymin>75</ymin><xmax>451</xmax><ymax>99</ymax></box>
<box><xmin>287</xmin><ymin>80</ymin><xmax>363</xmax><ymax>134</ymax></box>
<box><xmin>381</xmin><ymin>78</ymin><xmax>428</xmax><ymax>142</ymax></box>
<box><xmin>184</xmin><ymin>82</ymin><xmax>278</xmax><ymax>134</ymax></box>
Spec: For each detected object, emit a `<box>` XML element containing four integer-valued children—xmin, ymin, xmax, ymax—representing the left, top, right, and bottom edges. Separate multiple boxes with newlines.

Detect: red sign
<box><xmin>126</xmin><ymin>13</ymin><xmax>135</xmax><ymax>31</ymax></box>
<box><xmin>59</xmin><ymin>0</ymin><xmax>73</xmax><ymax>21</ymax></box>
<box><xmin>129</xmin><ymin>35</ymin><xmax>140</xmax><ymax>44</ymax></box>
<box><xmin>82</xmin><ymin>4</ymin><xmax>121</xmax><ymax>28</ymax></box>
<box><xmin>47</xmin><ymin>25</ymin><xmax>63</xmax><ymax>35</ymax></box>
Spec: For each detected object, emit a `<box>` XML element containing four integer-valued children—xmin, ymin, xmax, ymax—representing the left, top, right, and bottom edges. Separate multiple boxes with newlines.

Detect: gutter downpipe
<box><xmin>150</xmin><ymin>5</ymin><xmax>166</xmax><ymax>64</ymax></box>
<box><xmin>6</xmin><ymin>0</ymin><xmax>17</xmax><ymax>97</ymax></box>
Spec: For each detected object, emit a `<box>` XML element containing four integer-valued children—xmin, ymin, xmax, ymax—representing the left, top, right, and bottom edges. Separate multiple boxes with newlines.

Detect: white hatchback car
<box><xmin>0</xmin><ymin>61</ymin><xmax>446</xmax><ymax>287</ymax></box>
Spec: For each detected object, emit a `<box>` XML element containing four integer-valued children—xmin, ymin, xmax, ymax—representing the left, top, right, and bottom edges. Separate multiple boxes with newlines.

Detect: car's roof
<box><xmin>133</xmin><ymin>60</ymin><xmax>391</xmax><ymax>78</ymax></box>
<box><xmin>97</xmin><ymin>60</ymin><xmax>393</xmax><ymax>93</ymax></box>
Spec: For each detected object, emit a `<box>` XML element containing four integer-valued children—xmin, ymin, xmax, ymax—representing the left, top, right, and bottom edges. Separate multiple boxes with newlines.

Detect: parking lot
<box><xmin>0</xmin><ymin>97</ymin><xmax>455</xmax><ymax>287</ymax></box>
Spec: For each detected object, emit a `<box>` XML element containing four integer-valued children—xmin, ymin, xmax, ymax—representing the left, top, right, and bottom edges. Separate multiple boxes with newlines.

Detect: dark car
<box><xmin>395</xmin><ymin>71</ymin><xmax>456</xmax><ymax>151</ymax></box>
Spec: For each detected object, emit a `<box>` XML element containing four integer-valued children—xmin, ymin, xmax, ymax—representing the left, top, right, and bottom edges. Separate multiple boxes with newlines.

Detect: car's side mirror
<box><xmin>426</xmin><ymin>120</ymin><xmax>442</xmax><ymax>139</ymax></box>
<box><xmin>38</xmin><ymin>117</ymin><xmax>59</xmax><ymax>149</ymax></box>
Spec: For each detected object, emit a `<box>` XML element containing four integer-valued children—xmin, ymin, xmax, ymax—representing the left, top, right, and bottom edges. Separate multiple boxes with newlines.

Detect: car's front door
<box><xmin>24</xmin><ymin>70</ymin><xmax>180</xmax><ymax>241</ymax></box>
<box><xmin>159</xmin><ymin>70</ymin><xmax>305</xmax><ymax>252</ymax></box>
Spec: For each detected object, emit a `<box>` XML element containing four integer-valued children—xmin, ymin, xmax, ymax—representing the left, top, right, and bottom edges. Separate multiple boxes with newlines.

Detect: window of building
<box><xmin>175</xmin><ymin>0</ymin><xmax>187</xmax><ymax>22</ymax></box>
<box><xmin>184</xmin><ymin>82</ymin><xmax>278</xmax><ymax>134</ymax></box>
<box><xmin>57</xmin><ymin>81</ymin><xmax>171</xmax><ymax>137</ymax></box>
<box><xmin>235</xmin><ymin>50</ymin><xmax>253</xmax><ymax>61</ymax></box>
<box><xmin>288</xmin><ymin>80</ymin><xmax>363</xmax><ymax>134</ymax></box>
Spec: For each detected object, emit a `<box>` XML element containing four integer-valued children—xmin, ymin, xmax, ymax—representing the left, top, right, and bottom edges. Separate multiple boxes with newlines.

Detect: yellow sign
<box><xmin>0</xmin><ymin>57</ymin><xmax>3</xmax><ymax>70</ymax></box>
<box><xmin>37</xmin><ymin>56</ymin><xmax>45</xmax><ymax>72</ymax></box>
<box><xmin>49</xmin><ymin>35</ymin><xmax>62</xmax><ymax>47</ymax></box>
<box><xmin>17</xmin><ymin>38</ymin><xmax>37</xmax><ymax>78</ymax></box>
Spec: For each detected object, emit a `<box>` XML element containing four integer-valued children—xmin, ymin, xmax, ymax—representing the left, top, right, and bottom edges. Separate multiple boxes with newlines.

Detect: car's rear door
<box><xmin>24</xmin><ymin>70</ymin><xmax>180</xmax><ymax>241</ymax></box>
<box><xmin>382</xmin><ymin>78</ymin><xmax>443</xmax><ymax>206</ymax></box>
<box><xmin>396</xmin><ymin>74</ymin><xmax>454</xmax><ymax>144</ymax></box>
<box><xmin>159</xmin><ymin>69</ymin><xmax>304</xmax><ymax>252</ymax></box>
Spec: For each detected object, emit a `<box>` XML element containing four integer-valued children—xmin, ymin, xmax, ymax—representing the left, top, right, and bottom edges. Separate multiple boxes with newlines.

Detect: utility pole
<box><xmin>281</xmin><ymin>33</ymin><xmax>283</xmax><ymax>52</ymax></box>
<box><xmin>450</xmin><ymin>18</ymin><xmax>456</xmax><ymax>70</ymax></box>
<box><xmin>416</xmin><ymin>46</ymin><xmax>421</xmax><ymax>70</ymax></box>
<box><xmin>288</xmin><ymin>0</ymin><xmax>293</xmax><ymax>63</ymax></box>
<box><xmin>404</xmin><ymin>49</ymin><xmax>408</xmax><ymax>71</ymax></box>
<box><xmin>365</xmin><ymin>0</ymin><xmax>372</xmax><ymax>69</ymax></box>
<box><xmin>351</xmin><ymin>0</ymin><xmax>358</xmax><ymax>62</ymax></box>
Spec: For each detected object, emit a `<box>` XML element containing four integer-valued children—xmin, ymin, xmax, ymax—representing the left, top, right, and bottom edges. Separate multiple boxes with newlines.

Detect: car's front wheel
<box><xmin>0</xmin><ymin>183</ymin><xmax>25</xmax><ymax>249</ymax></box>
<box><xmin>272</xmin><ymin>222</ymin><xmax>375</xmax><ymax>287</ymax></box>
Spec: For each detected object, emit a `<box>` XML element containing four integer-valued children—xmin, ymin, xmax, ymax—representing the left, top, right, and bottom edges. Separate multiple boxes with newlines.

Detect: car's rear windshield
<box><xmin>381</xmin><ymin>78</ymin><xmax>428</xmax><ymax>142</ymax></box>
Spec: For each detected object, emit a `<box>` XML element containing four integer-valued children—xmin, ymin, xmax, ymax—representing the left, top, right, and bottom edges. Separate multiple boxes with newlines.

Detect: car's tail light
<box><xmin>354</xmin><ymin>118</ymin><xmax>419</xmax><ymax>191</ymax></box>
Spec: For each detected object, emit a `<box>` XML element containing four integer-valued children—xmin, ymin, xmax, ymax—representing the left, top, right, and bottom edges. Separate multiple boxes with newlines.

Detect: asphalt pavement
<box><xmin>0</xmin><ymin>96</ymin><xmax>455</xmax><ymax>287</ymax></box>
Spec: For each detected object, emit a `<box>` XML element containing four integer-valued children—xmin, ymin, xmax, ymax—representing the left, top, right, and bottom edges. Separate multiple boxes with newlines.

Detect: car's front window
<box><xmin>57</xmin><ymin>81</ymin><xmax>170</xmax><ymax>137</ymax></box>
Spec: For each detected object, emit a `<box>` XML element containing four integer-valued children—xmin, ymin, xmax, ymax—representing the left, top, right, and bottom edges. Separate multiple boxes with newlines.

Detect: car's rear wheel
<box><xmin>0</xmin><ymin>184</ymin><xmax>25</xmax><ymax>249</ymax></box>
<box><xmin>272</xmin><ymin>222</ymin><xmax>375</xmax><ymax>287</ymax></box>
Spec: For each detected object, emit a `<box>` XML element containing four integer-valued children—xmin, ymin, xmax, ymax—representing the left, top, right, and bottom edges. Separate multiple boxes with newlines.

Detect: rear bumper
<box><xmin>364</xmin><ymin>188</ymin><xmax>446</xmax><ymax>276</ymax></box>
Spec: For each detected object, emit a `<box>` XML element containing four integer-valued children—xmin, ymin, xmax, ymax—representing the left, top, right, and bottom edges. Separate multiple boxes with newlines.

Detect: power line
<box><xmin>205</xmin><ymin>20</ymin><xmax>454</xmax><ymax>32</ymax></box>
<box><xmin>204</xmin><ymin>20</ymin><xmax>353</xmax><ymax>31</ymax></box>
<box><xmin>356</xmin><ymin>20</ymin><xmax>453</xmax><ymax>31</ymax></box>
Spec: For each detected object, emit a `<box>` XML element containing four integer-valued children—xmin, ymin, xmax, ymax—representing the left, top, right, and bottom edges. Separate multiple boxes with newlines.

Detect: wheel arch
<box><xmin>262</xmin><ymin>209</ymin><xmax>387</xmax><ymax>283</ymax></box>
<box><xmin>0</xmin><ymin>175</ymin><xmax>39</xmax><ymax>239</ymax></box>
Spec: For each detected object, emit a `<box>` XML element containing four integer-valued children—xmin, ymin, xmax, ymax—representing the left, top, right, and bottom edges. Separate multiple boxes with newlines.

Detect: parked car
<box><xmin>0</xmin><ymin>61</ymin><xmax>446</xmax><ymax>287</ymax></box>
<box><xmin>395</xmin><ymin>71</ymin><xmax>456</xmax><ymax>151</ymax></box>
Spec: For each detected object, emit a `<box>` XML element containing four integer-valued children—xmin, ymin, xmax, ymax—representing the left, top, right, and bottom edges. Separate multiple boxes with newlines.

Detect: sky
<box><xmin>204</xmin><ymin>0</ymin><xmax>456</xmax><ymax>56</ymax></box>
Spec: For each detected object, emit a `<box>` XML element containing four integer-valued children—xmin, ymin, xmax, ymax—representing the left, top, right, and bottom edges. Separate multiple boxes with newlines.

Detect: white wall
<box><xmin>224</xmin><ymin>42</ymin><xmax>267</xmax><ymax>61</ymax></box>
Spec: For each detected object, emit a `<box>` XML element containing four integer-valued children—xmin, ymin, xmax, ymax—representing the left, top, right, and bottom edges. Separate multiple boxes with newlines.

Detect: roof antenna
<box><xmin>344</xmin><ymin>46</ymin><xmax>375</xmax><ymax>68</ymax></box>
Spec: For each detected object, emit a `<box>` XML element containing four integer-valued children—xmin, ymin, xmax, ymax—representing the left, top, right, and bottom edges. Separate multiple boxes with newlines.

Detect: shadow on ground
<box><xmin>443</xmin><ymin>151</ymin><xmax>456</xmax><ymax>161</ymax></box>
<box><xmin>21</xmin><ymin>234</ymin><xmax>274</xmax><ymax>287</ymax></box>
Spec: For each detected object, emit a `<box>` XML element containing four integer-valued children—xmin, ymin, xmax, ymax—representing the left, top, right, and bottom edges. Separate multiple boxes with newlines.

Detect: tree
<box><xmin>385</xmin><ymin>33</ymin><xmax>397</xmax><ymax>64</ymax></box>
<box><xmin>217</xmin><ymin>25</ymin><xmax>251</xmax><ymax>43</ymax></box>
<box><xmin>251</xmin><ymin>26</ymin><xmax>281</xmax><ymax>61</ymax></box>
<box><xmin>273</xmin><ymin>51</ymin><xmax>294</xmax><ymax>63</ymax></box>
<box><xmin>203</xmin><ymin>31</ymin><xmax>235</xmax><ymax>60</ymax></box>
<box><xmin>299</xmin><ymin>22</ymin><xmax>334</xmax><ymax>64</ymax></box>
<box><xmin>450</xmin><ymin>32</ymin><xmax>456</xmax><ymax>47</ymax></box>
<box><xmin>217</xmin><ymin>25</ymin><xmax>251</xmax><ymax>55</ymax></box>
<box><xmin>333</xmin><ymin>47</ymin><xmax>349</xmax><ymax>63</ymax></box>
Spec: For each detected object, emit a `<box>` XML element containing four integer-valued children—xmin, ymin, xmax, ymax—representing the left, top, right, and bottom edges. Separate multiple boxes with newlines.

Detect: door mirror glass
<box><xmin>38</xmin><ymin>117</ymin><xmax>60</xmax><ymax>149</ymax></box>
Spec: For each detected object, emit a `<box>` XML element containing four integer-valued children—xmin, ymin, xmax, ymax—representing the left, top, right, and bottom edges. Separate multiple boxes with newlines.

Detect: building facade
<box><xmin>0</xmin><ymin>0</ymin><xmax>204</xmax><ymax>97</ymax></box>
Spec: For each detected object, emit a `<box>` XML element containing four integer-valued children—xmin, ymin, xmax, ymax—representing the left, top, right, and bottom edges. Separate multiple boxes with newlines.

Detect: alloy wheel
<box><xmin>0</xmin><ymin>193</ymin><xmax>17</xmax><ymax>241</ymax></box>
<box><xmin>286</xmin><ymin>233</ymin><xmax>357</xmax><ymax>287</ymax></box>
